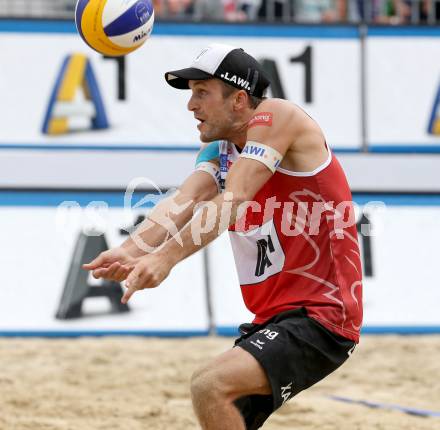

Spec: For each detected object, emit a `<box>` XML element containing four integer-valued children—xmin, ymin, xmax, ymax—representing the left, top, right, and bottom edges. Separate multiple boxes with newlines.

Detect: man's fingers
<box><xmin>125</xmin><ymin>276</ymin><xmax>137</xmax><ymax>292</ymax></box>
<box><xmin>92</xmin><ymin>262</ymin><xmax>118</xmax><ymax>279</ymax></box>
<box><xmin>92</xmin><ymin>268</ymin><xmax>108</xmax><ymax>279</ymax></box>
<box><xmin>82</xmin><ymin>257</ymin><xmax>104</xmax><ymax>270</ymax></box>
<box><xmin>126</xmin><ymin>266</ymin><xmax>140</xmax><ymax>289</ymax></box>
<box><xmin>83</xmin><ymin>253</ymin><xmax>110</xmax><ymax>270</ymax></box>
<box><xmin>122</xmin><ymin>268</ymin><xmax>141</xmax><ymax>304</ymax></box>
<box><xmin>112</xmin><ymin>267</ymin><xmax>127</xmax><ymax>283</ymax></box>
<box><xmin>120</xmin><ymin>260</ymin><xmax>159</xmax><ymax>303</ymax></box>
<box><xmin>93</xmin><ymin>263</ymin><xmax>133</xmax><ymax>281</ymax></box>
<box><xmin>113</xmin><ymin>265</ymin><xmax>133</xmax><ymax>282</ymax></box>
<box><xmin>105</xmin><ymin>262</ymin><xmax>121</xmax><ymax>279</ymax></box>
<box><xmin>121</xmin><ymin>286</ymin><xmax>136</xmax><ymax>304</ymax></box>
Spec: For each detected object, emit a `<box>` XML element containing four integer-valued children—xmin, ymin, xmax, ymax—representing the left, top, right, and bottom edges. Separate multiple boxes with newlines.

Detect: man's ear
<box><xmin>233</xmin><ymin>90</ymin><xmax>249</xmax><ymax>111</ymax></box>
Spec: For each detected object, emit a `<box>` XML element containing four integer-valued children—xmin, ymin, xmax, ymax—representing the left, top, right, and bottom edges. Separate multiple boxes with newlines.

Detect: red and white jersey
<box><xmin>220</xmin><ymin>141</ymin><xmax>363</xmax><ymax>342</ymax></box>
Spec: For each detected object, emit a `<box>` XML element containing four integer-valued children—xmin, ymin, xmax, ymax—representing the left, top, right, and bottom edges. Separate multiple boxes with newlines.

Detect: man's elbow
<box><xmin>224</xmin><ymin>189</ymin><xmax>254</xmax><ymax>207</ymax></box>
<box><xmin>185</xmin><ymin>184</ymin><xmax>219</xmax><ymax>205</ymax></box>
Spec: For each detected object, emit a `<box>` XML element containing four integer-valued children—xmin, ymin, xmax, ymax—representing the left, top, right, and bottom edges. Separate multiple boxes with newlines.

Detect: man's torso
<box><xmin>219</xmin><ymin>140</ymin><xmax>363</xmax><ymax>342</ymax></box>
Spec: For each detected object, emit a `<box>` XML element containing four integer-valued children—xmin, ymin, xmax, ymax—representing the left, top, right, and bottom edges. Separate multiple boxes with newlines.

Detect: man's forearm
<box><xmin>121</xmin><ymin>191</ymin><xmax>201</xmax><ymax>258</ymax></box>
<box><xmin>158</xmin><ymin>192</ymin><xmax>245</xmax><ymax>266</ymax></box>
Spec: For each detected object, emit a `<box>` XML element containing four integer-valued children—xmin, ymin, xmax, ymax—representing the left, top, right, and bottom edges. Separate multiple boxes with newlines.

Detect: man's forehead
<box><xmin>189</xmin><ymin>78</ymin><xmax>220</xmax><ymax>89</ymax></box>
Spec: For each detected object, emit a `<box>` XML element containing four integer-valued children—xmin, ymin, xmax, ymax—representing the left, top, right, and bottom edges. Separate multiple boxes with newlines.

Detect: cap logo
<box><xmin>220</xmin><ymin>72</ymin><xmax>251</xmax><ymax>91</ymax></box>
<box><xmin>194</xmin><ymin>47</ymin><xmax>210</xmax><ymax>63</ymax></box>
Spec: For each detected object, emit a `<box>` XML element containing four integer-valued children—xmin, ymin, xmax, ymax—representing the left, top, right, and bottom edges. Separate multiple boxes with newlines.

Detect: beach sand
<box><xmin>1</xmin><ymin>335</ymin><xmax>439</xmax><ymax>430</ymax></box>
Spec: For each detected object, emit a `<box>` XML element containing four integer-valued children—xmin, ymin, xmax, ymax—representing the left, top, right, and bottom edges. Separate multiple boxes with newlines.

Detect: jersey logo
<box><xmin>280</xmin><ymin>382</ymin><xmax>293</xmax><ymax>404</ymax></box>
<box><xmin>248</xmin><ymin>112</ymin><xmax>273</xmax><ymax>129</ymax></box>
<box><xmin>255</xmin><ymin>235</ymin><xmax>275</xmax><ymax>276</ymax></box>
<box><xmin>229</xmin><ymin>219</ymin><xmax>285</xmax><ymax>285</ymax></box>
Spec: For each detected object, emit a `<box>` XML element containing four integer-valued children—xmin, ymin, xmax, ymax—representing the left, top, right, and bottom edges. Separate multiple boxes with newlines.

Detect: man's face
<box><xmin>187</xmin><ymin>79</ymin><xmax>236</xmax><ymax>142</ymax></box>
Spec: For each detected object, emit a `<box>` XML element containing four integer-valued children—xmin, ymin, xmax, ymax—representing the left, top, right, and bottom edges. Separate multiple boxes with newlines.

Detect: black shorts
<box><xmin>233</xmin><ymin>308</ymin><xmax>355</xmax><ymax>430</ymax></box>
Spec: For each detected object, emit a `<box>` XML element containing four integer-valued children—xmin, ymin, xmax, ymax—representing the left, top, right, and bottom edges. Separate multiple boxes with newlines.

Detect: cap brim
<box><xmin>165</xmin><ymin>67</ymin><xmax>213</xmax><ymax>90</ymax></box>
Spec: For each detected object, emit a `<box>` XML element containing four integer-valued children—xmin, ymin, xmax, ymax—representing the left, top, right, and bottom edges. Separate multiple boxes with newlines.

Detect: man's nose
<box><xmin>187</xmin><ymin>95</ymin><xmax>198</xmax><ymax>112</ymax></box>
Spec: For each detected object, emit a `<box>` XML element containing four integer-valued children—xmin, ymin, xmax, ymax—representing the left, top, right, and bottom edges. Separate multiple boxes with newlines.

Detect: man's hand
<box><xmin>121</xmin><ymin>253</ymin><xmax>173</xmax><ymax>304</ymax></box>
<box><xmin>82</xmin><ymin>247</ymin><xmax>139</xmax><ymax>282</ymax></box>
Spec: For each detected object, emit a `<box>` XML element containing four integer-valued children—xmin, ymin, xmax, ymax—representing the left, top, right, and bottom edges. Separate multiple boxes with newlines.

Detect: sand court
<box><xmin>1</xmin><ymin>335</ymin><xmax>439</xmax><ymax>430</ymax></box>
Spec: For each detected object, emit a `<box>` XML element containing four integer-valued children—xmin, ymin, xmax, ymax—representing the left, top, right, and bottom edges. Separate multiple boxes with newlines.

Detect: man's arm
<box><xmin>121</xmin><ymin>168</ymin><xmax>219</xmax><ymax>258</ymax></box>
<box><xmin>122</xmin><ymin>101</ymin><xmax>294</xmax><ymax>300</ymax></box>
<box><xmin>164</xmin><ymin>158</ymin><xmax>274</xmax><ymax>264</ymax></box>
<box><xmin>121</xmin><ymin>141</ymin><xmax>221</xmax><ymax>257</ymax></box>
<box><xmin>157</xmin><ymin>101</ymin><xmax>293</xmax><ymax>262</ymax></box>
<box><xmin>83</xmin><ymin>156</ymin><xmax>220</xmax><ymax>280</ymax></box>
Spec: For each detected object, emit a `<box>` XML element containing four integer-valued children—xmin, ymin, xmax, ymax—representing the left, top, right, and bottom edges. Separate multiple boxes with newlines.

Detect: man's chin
<box><xmin>200</xmin><ymin>131</ymin><xmax>224</xmax><ymax>143</ymax></box>
<box><xmin>199</xmin><ymin>133</ymin><xmax>213</xmax><ymax>143</ymax></box>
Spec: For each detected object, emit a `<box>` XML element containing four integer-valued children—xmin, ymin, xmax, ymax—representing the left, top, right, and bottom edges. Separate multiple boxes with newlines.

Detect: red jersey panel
<box><xmin>224</xmin><ymin>143</ymin><xmax>363</xmax><ymax>342</ymax></box>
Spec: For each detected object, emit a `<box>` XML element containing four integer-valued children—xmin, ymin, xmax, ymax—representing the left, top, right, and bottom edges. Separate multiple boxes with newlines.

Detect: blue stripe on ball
<box><xmin>104</xmin><ymin>0</ymin><xmax>153</xmax><ymax>37</ymax></box>
<box><xmin>75</xmin><ymin>0</ymin><xmax>90</xmax><ymax>41</ymax></box>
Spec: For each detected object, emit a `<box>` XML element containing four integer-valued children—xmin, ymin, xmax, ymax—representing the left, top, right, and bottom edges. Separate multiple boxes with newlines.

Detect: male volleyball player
<box><xmin>84</xmin><ymin>44</ymin><xmax>363</xmax><ymax>430</ymax></box>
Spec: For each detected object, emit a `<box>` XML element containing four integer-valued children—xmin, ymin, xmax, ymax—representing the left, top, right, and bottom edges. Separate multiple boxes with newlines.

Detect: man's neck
<box><xmin>227</xmin><ymin>108</ymin><xmax>255</xmax><ymax>148</ymax></box>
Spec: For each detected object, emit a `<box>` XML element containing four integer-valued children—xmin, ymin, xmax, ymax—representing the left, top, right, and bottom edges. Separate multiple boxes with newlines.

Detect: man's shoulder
<box><xmin>255</xmin><ymin>98</ymin><xmax>294</xmax><ymax>112</ymax></box>
<box><xmin>252</xmin><ymin>99</ymin><xmax>303</xmax><ymax>124</ymax></box>
<box><xmin>247</xmin><ymin>99</ymin><xmax>300</xmax><ymax>137</ymax></box>
<box><xmin>255</xmin><ymin>99</ymin><xmax>321</xmax><ymax>136</ymax></box>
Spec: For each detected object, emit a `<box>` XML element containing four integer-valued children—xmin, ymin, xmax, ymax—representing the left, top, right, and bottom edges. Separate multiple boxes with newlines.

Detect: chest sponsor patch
<box><xmin>248</xmin><ymin>112</ymin><xmax>273</xmax><ymax>129</ymax></box>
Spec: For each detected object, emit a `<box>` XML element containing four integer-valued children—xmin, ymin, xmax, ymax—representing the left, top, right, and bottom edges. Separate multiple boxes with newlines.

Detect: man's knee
<box><xmin>191</xmin><ymin>366</ymin><xmax>231</xmax><ymax>404</ymax></box>
<box><xmin>191</xmin><ymin>346</ymin><xmax>272</xmax><ymax>410</ymax></box>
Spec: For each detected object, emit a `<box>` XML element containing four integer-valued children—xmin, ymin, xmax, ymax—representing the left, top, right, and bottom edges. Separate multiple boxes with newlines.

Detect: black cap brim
<box><xmin>165</xmin><ymin>67</ymin><xmax>213</xmax><ymax>90</ymax></box>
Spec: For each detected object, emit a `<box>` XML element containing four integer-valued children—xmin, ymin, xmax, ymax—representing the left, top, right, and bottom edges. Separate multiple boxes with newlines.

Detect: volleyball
<box><xmin>75</xmin><ymin>0</ymin><xmax>154</xmax><ymax>57</ymax></box>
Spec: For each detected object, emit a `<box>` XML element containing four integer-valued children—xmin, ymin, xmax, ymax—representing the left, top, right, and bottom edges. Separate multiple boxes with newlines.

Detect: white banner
<box><xmin>0</xmin><ymin>31</ymin><xmax>361</xmax><ymax>149</ymax></box>
<box><xmin>361</xmin><ymin>205</ymin><xmax>440</xmax><ymax>326</ymax></box>
<box><xmin>367</xmin><ymin>36</ymin><xmax>440</xmax><ymax>147</ymax></box>
<box><xmin>0</xmin><ymin>200</ymin><xmax>439</xmax><ymax>333</ymax></box>
<box><xmin>0</xmin><ymin>205</ymin><xmax>209</xmax><ymax>334</ymax></box>
<box><xmin>3</xmin><ymin>24</ymin><xmax>440</xmax><ymax>151</ymax></box>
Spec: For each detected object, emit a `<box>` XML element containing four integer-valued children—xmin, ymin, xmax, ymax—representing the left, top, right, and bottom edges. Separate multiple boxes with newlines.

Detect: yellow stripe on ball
<box><xmin>81</xmin><ymin>0</ymin><xmax>136</xmax><ymax>57</ymax></box>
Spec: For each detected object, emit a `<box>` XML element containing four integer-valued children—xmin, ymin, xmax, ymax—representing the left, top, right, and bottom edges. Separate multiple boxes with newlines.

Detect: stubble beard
<box><xmin>200</xmin><ymin>124</ymin><xmax>223</xmax><ymax>142</ymax></box>
<box><xmin>200</xmin><ymin>111</ymin><xmax>236</xmax><ymax>143</ymax></box>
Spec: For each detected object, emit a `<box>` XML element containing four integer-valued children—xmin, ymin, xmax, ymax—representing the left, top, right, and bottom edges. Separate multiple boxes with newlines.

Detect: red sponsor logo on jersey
<box><xmin>248</xmin><ymin>112</ymin><xmax>273</xmax><ymax>129</ymax></box>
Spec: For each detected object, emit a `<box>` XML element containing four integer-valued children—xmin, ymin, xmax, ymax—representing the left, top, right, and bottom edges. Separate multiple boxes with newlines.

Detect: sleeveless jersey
<box><xmin>219</xmin><ymin>140</ymin><xmax>363</xmax><ymax>342</ymax></box>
